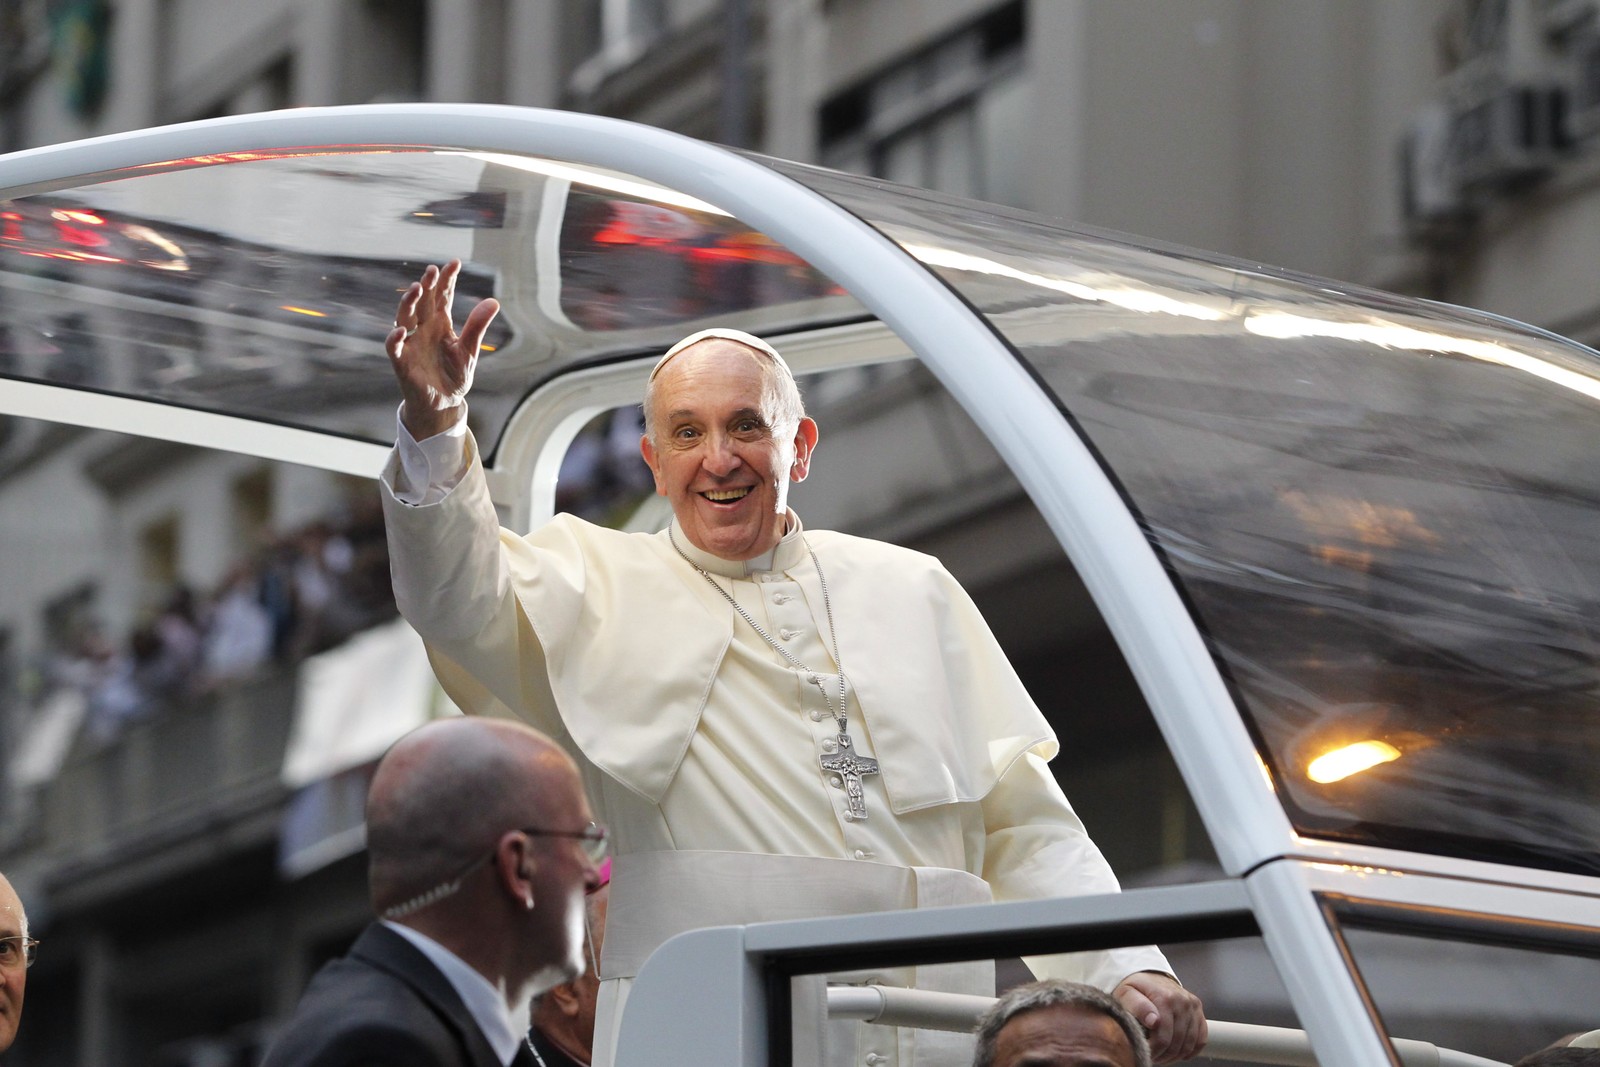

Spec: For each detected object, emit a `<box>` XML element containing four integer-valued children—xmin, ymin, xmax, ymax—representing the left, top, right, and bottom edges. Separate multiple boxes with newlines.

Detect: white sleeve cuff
<box><xmin>387</xmin><ymin>405</ymin><xmax>469</xmax><ymax>506</ymax></box>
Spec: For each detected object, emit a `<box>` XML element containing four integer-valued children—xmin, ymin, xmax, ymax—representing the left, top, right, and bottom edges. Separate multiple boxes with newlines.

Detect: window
<box><xmin>821</xmin><ymin>2</ymin><xmax>1028</xmax><ymax>207</ymax></box>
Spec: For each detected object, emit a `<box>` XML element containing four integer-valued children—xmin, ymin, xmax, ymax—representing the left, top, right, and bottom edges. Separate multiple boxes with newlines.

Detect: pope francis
<box><xmin>379</xmin><ymin>260</ymin><xmax>1207</xmax><ymax>1067</ymax></box>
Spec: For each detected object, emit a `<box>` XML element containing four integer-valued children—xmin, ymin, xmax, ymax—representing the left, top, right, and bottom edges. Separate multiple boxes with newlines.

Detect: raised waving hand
<box><xmin>385</xmin><ymin>259</ymin><xmax>501</xmax><ymax>441</ymax></box>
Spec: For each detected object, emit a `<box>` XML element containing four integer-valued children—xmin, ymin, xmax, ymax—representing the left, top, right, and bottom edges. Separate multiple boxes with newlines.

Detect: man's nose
<box><xmin>701</xmin><ymin>433</ymin><xmax>741</xmax><ymax>475</ymax></box>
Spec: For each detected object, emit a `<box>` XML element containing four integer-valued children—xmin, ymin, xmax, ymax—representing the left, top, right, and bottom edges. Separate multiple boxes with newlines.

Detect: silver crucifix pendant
<box><xmin>820</xmin><ymin>732</ymin><xmax>879</xmax><ymax>820</ymax></box>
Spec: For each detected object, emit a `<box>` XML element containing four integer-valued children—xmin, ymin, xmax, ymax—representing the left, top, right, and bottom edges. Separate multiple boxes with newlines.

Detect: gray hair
<box><xmin>972</xmin><ymin>979</ymin><xmax>1151</xmax><ymax>1067</ymax></box>
<box><xmin>641</xmin><ymin>333</ymin><xmax>805</xmax><ymax>445</ymax></box>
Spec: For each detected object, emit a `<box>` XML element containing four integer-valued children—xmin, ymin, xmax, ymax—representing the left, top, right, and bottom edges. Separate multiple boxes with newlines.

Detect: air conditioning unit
<box><xmin>1562</xmin><ymin>28</ymin><xmax>1600</xmax><ymax>139</ymax></box>
<box><xmin>1401</xmin><ymin>101</ymin><xmax>1472</xmax><ymax>236</ymax></box>
<box><xmin>1446</xmin><ymin>64</ymin><xmax>1568</xmax><ymax>191</ymax></box>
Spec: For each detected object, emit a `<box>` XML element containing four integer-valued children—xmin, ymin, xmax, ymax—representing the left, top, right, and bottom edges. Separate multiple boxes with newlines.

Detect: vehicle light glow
<box><xmin>1307</xmin><ymin>740</ymin><xmax>1401</xmax><ymax>784</ymax></box>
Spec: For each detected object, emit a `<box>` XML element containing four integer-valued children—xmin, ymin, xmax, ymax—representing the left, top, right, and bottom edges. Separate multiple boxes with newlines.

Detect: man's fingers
<box><xmin>1113</xmin><ymin>982</ymin><xmax>1158</xmax><ymax>1028</ymax></box>
<box><xmin>384</xmin><ymin>325</ymin><xmax>408</xmax><ymax>361</ymax></box>
<box><xmin>1145</xmin><ymin>1011</ymin><xmax>1177</xmax><ymax>1063</ymax></box>
<box><xmin>1186</xmin><ymin>1014</ymin><xmax>1209</xmax><ymax>1058</ymax></box>
<box><xmin>1148</xmin><ymin>992</ymin><xmax>1205</xmax><ymax>1063</ymax></box>
<box><xmin>1115</xmin><ymin>985</ymin><xmax>1171</xmax><ymax>1059</ymax></box>
<box><xmin>1115</xmin><ymin>974</ymin><xmax>1206</xmax><ymax>1063</ymax></box>
<box><xmin>1150</xmin><ymin>1013</ymin><xmax>1197</xmax><ymax>1064</ymax></box>
<box><xmin>440</xmin><ymin>258</ymin><xmax>462</xmax><ymax>319</ymax></box>
<box><xmin>394</xmin><ymin>281</ymin><xmax>423</xmax><ymax>330</ymax></box>
<box><xmin>458</xmin><ymin>298</ymin><xmax>501</xmax><ymax>354</ymax></box>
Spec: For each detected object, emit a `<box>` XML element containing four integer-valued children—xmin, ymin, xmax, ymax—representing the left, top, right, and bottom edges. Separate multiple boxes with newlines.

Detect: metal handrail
<box><xmin>826</xmin><ymin>985</ymin><xmax>1510</xmax><ymax>1067</ymax></box>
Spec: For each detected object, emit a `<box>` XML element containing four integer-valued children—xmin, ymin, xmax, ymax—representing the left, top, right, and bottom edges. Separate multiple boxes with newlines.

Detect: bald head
<box><xmin>366</xmin><ymin>717</ymin><xmax>580</xmax><ymax>916</ymax></box>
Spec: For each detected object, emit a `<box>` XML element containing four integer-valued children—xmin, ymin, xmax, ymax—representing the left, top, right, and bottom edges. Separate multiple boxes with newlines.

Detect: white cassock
<box><xmin>381</xmin><ymin>423</ymin><xmax>1172</xmax><ymax>1067</ymax></box>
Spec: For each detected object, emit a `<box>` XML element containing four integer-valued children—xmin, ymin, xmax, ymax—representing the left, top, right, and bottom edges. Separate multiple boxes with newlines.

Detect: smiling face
<box><xmin>641</xmin><ymin>340</ymin><xmax>818</xmax><ymax>561</ymax></box>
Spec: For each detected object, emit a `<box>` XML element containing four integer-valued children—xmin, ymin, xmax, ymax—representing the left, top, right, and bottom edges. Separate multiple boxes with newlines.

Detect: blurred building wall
<box><xmin>3</xmin><ymin>1</ymin><xmax>1598</xmax><ymax>1064</ymax></box>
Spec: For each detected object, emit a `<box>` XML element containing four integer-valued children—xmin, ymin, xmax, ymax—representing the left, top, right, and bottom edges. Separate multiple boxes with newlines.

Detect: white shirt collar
<box><xmin>382</xmin><ymin>921</ymin><xmax>524</xmax><ymax>1065</ymax></box>
<box><xmin>666</xmin><ymin>510</ymin><xmax>807</xmax><ymax>578</ymax></box>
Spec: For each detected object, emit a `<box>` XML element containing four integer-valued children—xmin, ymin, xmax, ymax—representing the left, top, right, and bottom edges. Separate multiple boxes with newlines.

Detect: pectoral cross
<box><xmin>820</xmin><ymin>733</ymin><xmax>879</xmax><ymax>820</ymax></box>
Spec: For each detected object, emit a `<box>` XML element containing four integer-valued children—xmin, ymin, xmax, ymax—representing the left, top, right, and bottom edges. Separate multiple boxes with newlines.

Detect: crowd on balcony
<box><xmin>28</xmin><ymin>498</ymin><xmax>396</xmax><ymax>753</ymax></box>
<box><xmin>0</xmin><ymin>409</ymin><xmax>653</xmax><ymax>796</ymax></box>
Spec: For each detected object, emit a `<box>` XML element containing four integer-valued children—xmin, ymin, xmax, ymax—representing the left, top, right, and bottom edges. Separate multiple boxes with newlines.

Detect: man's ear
<box><xmin>495</xmin><ymin>833</ymin><xmax>537</xmax><ymax>907</ymax></box>
<box><xmin>639</xmin><ymin>434</ymin><xmax>668</xmax><ymax>496</ymax></box>
<box><xmin>545</xmin><ymin>981</ymin><xmax>582</xmax><ymax>1017</ymax></box>
<box><xmin>789</xmin><ymin>418</ymin><xmax>819</xmax><ymax>482</ymax></box>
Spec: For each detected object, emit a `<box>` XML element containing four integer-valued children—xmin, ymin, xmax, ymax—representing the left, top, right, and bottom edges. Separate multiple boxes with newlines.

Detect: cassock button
<box><xmin>773</xmin><ymin>593</ymin><xmax>791</xmax><ymax>604</ymax></box>
<box><xmin>829</xmin><ymin>775</ymin><xmax>843</xmax><ymax>787</ymax></box>
<box><xmin>821</xmin><ymin>739</ymin><xmax>838</xmax><ymax>753</ymax></box>
<box><xmin>780</xmin><ymin>628</ymin><xmax>801</xmax><ymax>641</ymax></box>
<box><xmin>810</xmin><ymin>709</ymin><xmax>826</xmax><ymax>721</ymax></box>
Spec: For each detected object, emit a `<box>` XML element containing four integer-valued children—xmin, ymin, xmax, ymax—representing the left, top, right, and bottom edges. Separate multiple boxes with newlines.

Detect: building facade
<box><xmin>3</xmin><ymin>1</ymin><xmax>1598</xmax><ymax>1064</ymax></box>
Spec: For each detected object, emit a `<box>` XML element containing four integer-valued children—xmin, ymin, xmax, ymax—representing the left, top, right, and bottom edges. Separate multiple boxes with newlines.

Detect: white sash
<box><xmin>598</xmin><ymin>850</ymin><xmax>995</xmax><ymax>1067</ymax></box>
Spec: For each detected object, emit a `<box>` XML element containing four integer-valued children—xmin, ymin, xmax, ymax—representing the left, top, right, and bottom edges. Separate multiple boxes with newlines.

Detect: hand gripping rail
<box><xmin>826</xmin><ymin>985</ymin><xmax>1510</xmax><ymax>1067</ymax></box>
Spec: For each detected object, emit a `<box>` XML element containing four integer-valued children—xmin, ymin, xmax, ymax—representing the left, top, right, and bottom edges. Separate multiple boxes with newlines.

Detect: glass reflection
<box><xmin>1335</xmin><ymin>922</ymin><xmax>1600</xmax><ymax>1064</ymax></box>
<box><xmin>769</xmin><ymin>159</ymin><xmax>1600</xmax><ymax>875</ymax></box>
<box><xmin>1</xmin><ymin>148</ymin><xmax>860</xmax><ymax>469</ymax></box>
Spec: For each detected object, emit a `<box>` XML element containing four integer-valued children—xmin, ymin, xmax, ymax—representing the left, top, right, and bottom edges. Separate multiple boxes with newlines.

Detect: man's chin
<box><xmin>685</xmin><ymin>519</ymin><xmax>783</xmax><ymax>561</ymax></box>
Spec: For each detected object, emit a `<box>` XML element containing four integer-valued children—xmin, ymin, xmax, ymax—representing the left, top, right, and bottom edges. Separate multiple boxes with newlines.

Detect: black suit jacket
<box><xmin>262</xmin><ymin>923</ymin><xmax>529</xmax><ymax>1067</ymax></box>
<box><xmin>526</xmin><ymin>1029</ymin><xmax>586</xmax><ymax>1067</ymax></box>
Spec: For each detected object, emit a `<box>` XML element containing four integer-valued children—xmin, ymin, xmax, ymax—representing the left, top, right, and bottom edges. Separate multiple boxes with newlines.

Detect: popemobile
<box><xmin>1</xmin><ymin>105</ymin><xmax>1598</xmax><ymax>1067</ymax></box>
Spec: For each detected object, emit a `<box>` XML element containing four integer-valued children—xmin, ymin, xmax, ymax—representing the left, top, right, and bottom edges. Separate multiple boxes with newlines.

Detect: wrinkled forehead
<box><xmin>649</xmin><ymin>327</ymin><xmax>791</xmax><ymax>382</ymax></box>
<box><xmin>646</xmin><ymin>338</ymin><xmax>787</xmax><ymax>415</ymax></box>
<box><xmin>0</xmin><ymin>882</ymin><xmax>24</xmax><ymax>937</ymax></box>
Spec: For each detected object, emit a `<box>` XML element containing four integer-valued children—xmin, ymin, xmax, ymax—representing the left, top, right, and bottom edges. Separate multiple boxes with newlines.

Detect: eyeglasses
<box><xmin>0</xmin><ymin>937</ymin><xmax>38</xmax><ymax>970</ymax></box>
<box><xmin>380</xmin><ymin>822</ymin><xmax>611</xmax><ymax>921</ymax></box>
<box><xmin>519</xmin><ymin>822</ymin><xmax>609</xmax><ymax>865</ymax></box>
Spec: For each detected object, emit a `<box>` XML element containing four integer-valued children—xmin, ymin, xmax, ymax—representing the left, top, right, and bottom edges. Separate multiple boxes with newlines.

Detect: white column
<box><xmin>294</xmin><ymin>0</ymin><xmax>342</xmax><ymax>104</ymax></box>
<box><xmin>764</xmin><ymin>0</ymin><xmax>824</xmax><ymax>161</ymax></box>
<box><xmin>108</xmin><ymin>0</ymin><xmax>162</xmax><ymax>128</ymax></box>
<box><xmin>1023</xmin><ymin>0</ymin><xmax>1090</xmax><ymax>220</ymax></box>
<box><xmin>426</xmin><ymin>0</ymin><xmax>477</xmax><ymax>101</ymax></box>
<box><xmin>506</xmin><ymin>0</ymin><xmax>562</xmax><ymax>107</ymax></box>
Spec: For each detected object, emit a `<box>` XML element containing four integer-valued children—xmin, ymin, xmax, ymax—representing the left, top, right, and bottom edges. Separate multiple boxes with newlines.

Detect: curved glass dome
<box><xmin>774</xmin><ymin>161</ymin><xmax>1600</xmax><ymax>875</ymax></box>
<box><xmin>0</xmin><ymin>145</ymin><xmax>861</xmax><ymax>457</ymax></box>
<box><xmin>5</xmin><ymin>117</ymin><xmax>1598</xmax><ymax>877</ymax></box>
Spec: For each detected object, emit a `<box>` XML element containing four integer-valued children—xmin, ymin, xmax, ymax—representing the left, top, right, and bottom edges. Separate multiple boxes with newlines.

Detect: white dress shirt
<box><xmin>382</xmin><ymin>921</ymin><xmax>526</xmax><ymax>1066</ymax></box>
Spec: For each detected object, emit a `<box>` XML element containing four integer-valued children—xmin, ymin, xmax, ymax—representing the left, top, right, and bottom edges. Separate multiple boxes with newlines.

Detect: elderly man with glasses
<box><xmin>0</xmin><ymin>872</ymin><xmax>35</xmax><ymax>1055</ymax></box>
<box><xmin>262</xmin><ymin>717</ymin><xmax>606</xmax><ymax>1067</ymax></box>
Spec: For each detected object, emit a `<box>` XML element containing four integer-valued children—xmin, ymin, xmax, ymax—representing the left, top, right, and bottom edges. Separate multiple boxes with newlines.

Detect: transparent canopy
<box><xmin>0</xmin><ymin>146</ymin><xmax>863</xmax><ymax>452</ymax></box>
<box><xmin>4</xmin><ymin>135</ymin><xmax>1599</xmax><ymax>878</ymax></box>
<box><xmin>783</xmin><ymin>162</ymin><xmax>1600</xmax><ymax>876</ymax></box>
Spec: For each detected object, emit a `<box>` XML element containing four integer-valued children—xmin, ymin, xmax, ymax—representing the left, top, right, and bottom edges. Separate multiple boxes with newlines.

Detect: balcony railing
<box><xmin>28</xmin><ymin>669</ymin><xmax>297</xmax><ymax>873</ymax></box>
